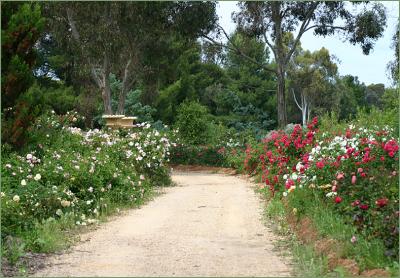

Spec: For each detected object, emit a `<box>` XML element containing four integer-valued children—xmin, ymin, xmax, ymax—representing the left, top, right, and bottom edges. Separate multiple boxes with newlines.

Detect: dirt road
<box><xmin>34</xmin><ymin>172</ymin><xmax>292</xmax><ymax>277</ymax></box>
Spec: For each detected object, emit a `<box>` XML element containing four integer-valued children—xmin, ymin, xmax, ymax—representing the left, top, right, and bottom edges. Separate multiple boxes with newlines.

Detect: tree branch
<box><xmin>202</xmin><ymin>26</ymin><xmax>277</xmax><ymax>74</ymax></box>
<box><xmin>284</xmin><ymin>2</ymin><xmax>319</xmax><ymax>66</ymax></box>
<box><xmin>292</xmin><ymin>88</ymin><xmax>302</xmax><ymax>110</ymax></box>
<box><xmin>67</xmin><ymin>7</ymin><xmax>103</xmax><ymax>88</ymax></box>
<box><xmin>303</xmin><ymin>24</ymin><xmax>348</xmax><ymax>33</ymax></box>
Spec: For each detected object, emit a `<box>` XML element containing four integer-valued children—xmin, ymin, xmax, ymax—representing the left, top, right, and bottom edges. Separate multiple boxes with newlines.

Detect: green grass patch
<box><xmin>262</xmin><ymin>188</ymin><xmax>399</xmax><ymax>277</ymax></box>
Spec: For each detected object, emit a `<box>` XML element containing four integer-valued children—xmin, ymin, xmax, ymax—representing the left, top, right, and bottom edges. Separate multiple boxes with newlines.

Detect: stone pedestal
<box><xmin>119</xmin><ymin>116</ymin><xmax>137</xmax><ymax>128</ymax></box>
<box><xmin>102</xmin><ymin>115</ymin><xmax>137</xmax><ymax>128</ymax></box>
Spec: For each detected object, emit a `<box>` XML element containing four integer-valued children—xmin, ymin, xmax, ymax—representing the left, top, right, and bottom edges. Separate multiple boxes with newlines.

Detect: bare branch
<box><xmin>202</xmin><ymin>25</ymin><xmax>277</xmax><ymax>74</ymax></box>
<box><xmin>284</xmin><ymin>2</ymin><xmax>319</xmax><ymax>66</ymax></box>
<box><xmin>292</xmin><ymin>88</ymin><xmax>302</xmax><ymax>110</ymax></box>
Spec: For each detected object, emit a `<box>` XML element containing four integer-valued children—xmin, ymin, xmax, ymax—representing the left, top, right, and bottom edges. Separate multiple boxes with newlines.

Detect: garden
<box><xmin>1</xmin><ymin>1</ymin><xmax>399</xmax><ymax>277</ymax></box>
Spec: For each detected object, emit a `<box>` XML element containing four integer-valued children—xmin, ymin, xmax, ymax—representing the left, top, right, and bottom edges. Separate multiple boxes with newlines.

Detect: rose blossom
<box><xmin>334</xmin><ymin>196</ymin><xmax>342</xmax><ymax>203</ymax></box>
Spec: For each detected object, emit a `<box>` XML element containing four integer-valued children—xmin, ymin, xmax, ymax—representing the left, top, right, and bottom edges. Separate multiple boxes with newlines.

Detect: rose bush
<box><xmin>237</xmin><ymin>117</ymin><xmax>399</xmax><ymax>261</ymax></box>
<box><xmin>1</xmin><ymin>111</ymin><xmax>173</xmax><ymax>243</ymax></box>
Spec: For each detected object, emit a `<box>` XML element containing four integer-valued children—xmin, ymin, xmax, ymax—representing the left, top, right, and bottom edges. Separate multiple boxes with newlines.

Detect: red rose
<box><xmin>285</xmin><ymin>179</ymin><xmax>294</xmax><ymax>189</ymax></box>
<box><xmin>334</xmin><ymin>196</ymin><xmax>342</xmax><ymax>203</ymax></box>
<box><xmin>384</xmin><ymin>140</ymin><xmax>399</xmax><ymax>157</ymax></box>
<box><xmin>359</xmin><ymin>204</ymin><xmax>369</xmax><ymax>210</ymax></box>
<box><xmin>375</xmin><ymin>198</ymin><xmax>389</xmax><ymax>208</ymax></box>
<box><xmin>316</xmin><ymin>160</ymin><xmax>325</xmax><ymax>169</ymax></box>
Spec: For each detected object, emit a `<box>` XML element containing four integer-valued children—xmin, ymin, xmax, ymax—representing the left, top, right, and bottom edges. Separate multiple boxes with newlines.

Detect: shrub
<box><xmin>1</xmin><ymin>112</ymin><xmax>173</xmax><ymax>255</ymax></box>
<box><xmin>175</xmin><ymin>101</ymin><xmax>210</xmax><ymax>145</ymax></box>
<box><xmin>235</xmin><ymin>116</ymin><xmax>399</xmax><ymax>265</ymax></box>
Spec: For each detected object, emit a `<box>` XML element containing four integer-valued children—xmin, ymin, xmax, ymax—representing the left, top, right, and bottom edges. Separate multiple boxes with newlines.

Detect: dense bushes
<box><xmin>233</xmin><ymin>111</ymin><xmax>399</xmax><ymax>270</ymax></box>
<box><xmin>1</xmin><ymin>112</ymin><xmax>172</xmax><ymax>255</ymax></box>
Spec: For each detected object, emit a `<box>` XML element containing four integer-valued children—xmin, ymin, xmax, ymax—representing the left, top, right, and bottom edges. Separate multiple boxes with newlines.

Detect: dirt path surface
<box><xmin>33</xmin><ymin>172</ymin><xmax>292</xmax><ymax>277</ymax></box>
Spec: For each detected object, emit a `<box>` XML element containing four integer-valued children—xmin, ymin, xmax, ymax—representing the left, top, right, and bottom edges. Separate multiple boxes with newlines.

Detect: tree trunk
<box><xmin>277</xmin><ymin>70</ymin><xmax>287</xmax><ymax>128</ymax></box>
<box><xmin>101</xmin><ymin>54</ymin><xmax>113</xmax><ymax>115</ymax></box>
<box><xmin>272</xmin><ymin>2</ymin><xmax>287</xmax><ymax>128</ymax></box>
<box><xmin>117</xmin><ymin>58</ymin><xmax>132</xmax><ymax>115</ymax></box>
<box><xmin>102</xmin><ymin>85</ymin><xmax>112</xmax><ymax>115</ymax></box>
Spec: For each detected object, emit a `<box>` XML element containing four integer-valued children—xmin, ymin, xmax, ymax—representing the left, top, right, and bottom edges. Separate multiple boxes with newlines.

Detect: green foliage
<box><xmin>109</xmin><ymin>74</ymin><xmax>156</xmax><ymax>122</ymax></box>
<box><xmin>1</xmin><ymin>2</ymin><xmax>45</xmax><ymax>109</ymax></box>
<box><xmin>387</xmin><ymin>23</ymin><xmax>399</xmax><ymax>85</ymax></box>
<box><xmin>2</xmin><ymin>83</ymin><xmax>46</xmax><ymax>148</ymax></box>
<box><xmin>381</xmin><ymin>88</ymin><xmax>399</xmax><ymax>110</ymax></box>
<box><xmin>1</xmin><ymin>112</ymin><xmax>173</xmax><ymax>259</ymax></box>
<box><xmin>175</xmin><ymin>101</ymin><xmax>210</xmax><ymax>145</ymax></box>
<box><xmin>170</xmin><ymin>145</ymin><xmax>228</xmax><ymax>167</ymax></box>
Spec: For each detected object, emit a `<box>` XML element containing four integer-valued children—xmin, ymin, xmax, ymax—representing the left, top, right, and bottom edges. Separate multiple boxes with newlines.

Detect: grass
<box><xmin>263</xmin><ymin>196</ymin><xmax>329</xmax><ymax>277</ymax></box>
<box><xmin>262</xmin><ymin>188</ymin><xmax>399</xmax><ymax>277</ymax></box>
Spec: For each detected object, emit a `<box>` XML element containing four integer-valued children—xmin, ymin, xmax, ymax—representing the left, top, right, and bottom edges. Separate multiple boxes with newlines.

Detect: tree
<box><xmin>288</xmin><ymin>47</ymin><xmax>338</xmax><ymax>126</ymax></box>
<box><xmin>46</xmin><ymin>2</ymin><xmax>217</xmax><ymax>115</ymax></box>
<box><xmin>1</xmin><ymin>2</ymin><xmax>45</xmax><ymax>109</ymax></box>
<box><xmin>204</xmin><ymin>1</ymin><xmax>387</xmax><ymax>127</ymax></box>
<box><xmin>332</xmin><ymin>76</ymin><xmax>359</xmax><ymax>120</ymax></box>
<box><xmin>365</xmin><ymin>83</ymin><xmax>385</xmax><ymax>108</ymax></box>
<box><xmin>223</xmin><ymin>31</ymin><xmax>276</xmax><ymax>130</ymax></box>
<box><xmin>1</xmin><ymin>2</ymin><xmax>47</xmax><ymax>147</ymax></box>
<box><xmin>387</xmin><ymin>23</ymin><xmax>399</xmax><ymax>85</ymax></box>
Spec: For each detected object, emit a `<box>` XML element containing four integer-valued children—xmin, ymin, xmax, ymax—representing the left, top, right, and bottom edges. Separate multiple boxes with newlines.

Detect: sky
<box><xmin>216</xmin><ymin>1</ymin><xmax>399</xmax><ymax>87</ymax></box>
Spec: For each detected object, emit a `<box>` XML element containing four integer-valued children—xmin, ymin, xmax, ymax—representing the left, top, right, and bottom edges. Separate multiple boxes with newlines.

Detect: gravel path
<box><xmin>33</xmin><ymin>172</ymin><xmax>292</xmax><ymax>277</ymax></box>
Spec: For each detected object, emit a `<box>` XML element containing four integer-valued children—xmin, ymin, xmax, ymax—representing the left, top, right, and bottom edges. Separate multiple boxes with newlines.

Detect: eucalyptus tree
<box><xmin>288</xmin><ymin>47</ymin><xmax>338</xmax><ymax>126</ymax></box>
<box><xmin>47</xmin><ymin>1</ymin><xmax>216</xmax><ymax>115</ymax></box>
<box><xmin>387</xmin><ymin>23</ymin><xmax>399</xmax><ymax>85</ymax></box>
<box><xmin>204</xmin><ymin>1</ymin><xmax>387</xmax><ymax>127</ymax></box>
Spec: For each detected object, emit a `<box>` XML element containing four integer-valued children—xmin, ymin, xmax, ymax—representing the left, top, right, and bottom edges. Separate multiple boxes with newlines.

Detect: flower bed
<box><xmin>238</xmin><ymin>117</ymin><xmax>399</xmax><ymax>264</ymax></box>
<box><xmin>1</xmin><ymin>112</ymin><xmax>172</xmax><ymax>250</ymax></box>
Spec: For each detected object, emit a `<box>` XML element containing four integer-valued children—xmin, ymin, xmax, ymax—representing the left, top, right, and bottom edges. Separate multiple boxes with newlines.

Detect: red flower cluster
<box><xmin>383</xmin><ymin>140</ymin><xmax>399</xmax><ymax>157</ymax></box>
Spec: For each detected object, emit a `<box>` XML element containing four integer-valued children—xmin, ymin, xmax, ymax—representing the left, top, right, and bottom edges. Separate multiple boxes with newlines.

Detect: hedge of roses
<box><xmin>1</xmin><ymin>112</ymin><xmax>173</xmax><ymax>241</ymax></box>
<box><xmin>242</xmin><ymin>118</ymin><xmax>399</xmax><ymax>259</ymax></box>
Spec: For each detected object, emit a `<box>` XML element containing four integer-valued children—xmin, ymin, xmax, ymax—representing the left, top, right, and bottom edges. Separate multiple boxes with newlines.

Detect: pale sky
<box><xmin>216</xmin><ymin>1</ymin><xmax>399</xmax><ymax>87</ymax></box>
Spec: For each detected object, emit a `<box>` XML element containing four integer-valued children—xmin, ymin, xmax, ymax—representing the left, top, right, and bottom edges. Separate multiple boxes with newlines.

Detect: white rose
<box><xmin>21</xmin><ymin>179</ymin><xmax>27</xmax><ymax>186</ymax></box>
<box><xmin>56</xmin><ymin>209</ymin><xmax>63</xmax><ymax>216</ymax></box>
<box><xmin>13</xmin><ymin>195</ymin><xmax>20</xmax><ymax>202</ymax></box>
<box><xmin>34</xmin><ymin>174</ymin><xmax>41</xmax><ymax>181</ymax></box>
<box><xmin>61</xmin><ymin>200</ymin><xmax>71</xmax><ymax>207</ymax></box>
<box><xmin>26</xmin><ymin>154</ymin><xmax>33</xmax><ymax>160</ymax></box>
